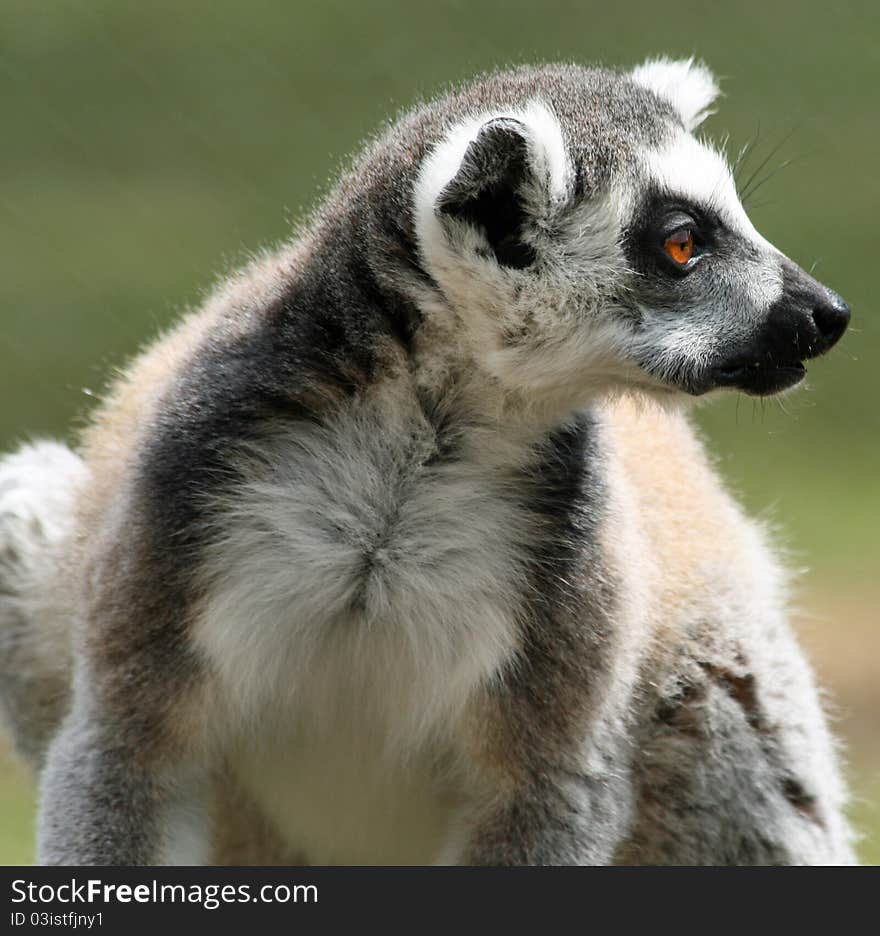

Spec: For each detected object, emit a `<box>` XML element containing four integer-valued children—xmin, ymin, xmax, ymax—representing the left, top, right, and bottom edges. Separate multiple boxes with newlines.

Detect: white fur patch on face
<box><xmin>642</xmin><ymin>132</ymin><xmax>776</xmax><ymax>253</ymax></box>
<box><xmin>630</xmin><ymin>57</ymin><xmax>720</xmax><ymax>131</ymax></box>
<box><xmin>413</xmin><ymin>99</ymin><xmax>570</xmax><ymax>270</ymax></box>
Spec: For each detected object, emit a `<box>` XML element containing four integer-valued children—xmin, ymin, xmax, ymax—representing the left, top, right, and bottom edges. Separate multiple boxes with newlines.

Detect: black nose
<box><xmin>811</xmin><ymin>292</ymin><xmax>850</xmax><ymax>351</ymax></box>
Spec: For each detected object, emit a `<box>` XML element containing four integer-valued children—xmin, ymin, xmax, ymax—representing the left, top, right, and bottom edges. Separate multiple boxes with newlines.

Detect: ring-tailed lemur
<box><xmin>0</xmin><ymin>59</ymin><xmax>855</xmax><ymax>865</ymax></box>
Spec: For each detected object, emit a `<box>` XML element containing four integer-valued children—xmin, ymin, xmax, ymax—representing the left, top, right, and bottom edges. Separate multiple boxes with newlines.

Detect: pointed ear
<box><xmin>415</xmin><ymin>104</ymin><xmax>568</xmax><ymax>270</ymax></box>
<box><xmin>436</xmin><ymin>117</ymin><xmax>537</xmax><ymax>268</ymax></box>
<box><xmin>631</xmin><ymin>57</ymin><xmax>720</xmax><ymax>131</ymax></box>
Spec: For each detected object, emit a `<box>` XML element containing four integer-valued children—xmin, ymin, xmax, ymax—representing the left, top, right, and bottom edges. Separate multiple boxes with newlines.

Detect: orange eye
<box><xmin>664</xmin><ymin>229</ymin><xmax>695</xmax><ymax>265</ymax></box>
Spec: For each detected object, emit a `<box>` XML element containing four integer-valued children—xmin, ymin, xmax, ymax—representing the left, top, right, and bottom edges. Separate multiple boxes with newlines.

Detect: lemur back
<box><xmin>0</xmin><ymin>60</ymin><xmax>855</xmax><ymax>865</ymax></box>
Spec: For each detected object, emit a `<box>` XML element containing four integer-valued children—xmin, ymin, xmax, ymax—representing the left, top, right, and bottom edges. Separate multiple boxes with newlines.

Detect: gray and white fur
<box><xmin>0</xmin><ymin>59</ymin><xmax>855</xmax><ymax>865</ymax></box>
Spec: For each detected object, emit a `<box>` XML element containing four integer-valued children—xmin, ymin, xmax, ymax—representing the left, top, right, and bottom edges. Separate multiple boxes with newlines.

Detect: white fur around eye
<box><xmin>631</xmin><ymin>57</ymin><xmax>720</xmax><ymax>131</ymax></box>
<box><xmin>641</xmin><ymin>131</ymin><xmax>778</xmax><ymax>256</ymax></box>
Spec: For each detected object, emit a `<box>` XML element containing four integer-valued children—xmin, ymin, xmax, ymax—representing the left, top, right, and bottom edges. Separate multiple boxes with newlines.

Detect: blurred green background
<box><xmin>0</xmin><ymin>0</ymin><xmax>877</xmax><ymax>863</ymax></box>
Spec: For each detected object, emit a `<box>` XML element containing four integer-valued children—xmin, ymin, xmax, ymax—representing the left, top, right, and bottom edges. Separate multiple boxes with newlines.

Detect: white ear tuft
<box><xmin>631</xmin><ymin>57</ymin><xmax>720</xmax><ymax>131</ymax></box>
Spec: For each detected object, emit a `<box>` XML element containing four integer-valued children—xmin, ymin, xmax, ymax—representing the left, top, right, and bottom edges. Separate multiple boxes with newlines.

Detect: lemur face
<box><xmin>412</xmin><ymin>60</ymin><xmax>849</xmax><ymax>406</ymax></box>
<box><xmin>623</xmin><ymin>115</ymin><xmax>850</xmax><ymax>397</ymax></box>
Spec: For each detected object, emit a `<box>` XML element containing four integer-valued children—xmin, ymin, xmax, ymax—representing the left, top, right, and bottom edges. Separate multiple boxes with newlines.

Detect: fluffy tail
<box><xmin>0</xmin><ymin>441</ymin><xmax>84</xmax><ymax>771</ymax></box>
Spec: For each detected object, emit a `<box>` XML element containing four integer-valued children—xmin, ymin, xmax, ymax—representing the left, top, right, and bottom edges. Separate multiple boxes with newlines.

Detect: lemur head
<box><xmin>406</xmin><ymin>61</ymin><xmax>849</xmax><ymax>409</ymax></box>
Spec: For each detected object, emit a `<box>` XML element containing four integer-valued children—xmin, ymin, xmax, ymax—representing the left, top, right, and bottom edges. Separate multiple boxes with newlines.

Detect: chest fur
<box><xmin>185</xmin><ymin>391</ymin><xmax>606</xmax><ymax>861</ymax></box>
<box><xmin>193</xmin><ymin>394</ymin><xmax>537</xmax><ymax>743</ymax></box>
<box><xmin>228</xmin><ymin>723</ymin><xmax>460</xmax><ymax>864</ymax></box>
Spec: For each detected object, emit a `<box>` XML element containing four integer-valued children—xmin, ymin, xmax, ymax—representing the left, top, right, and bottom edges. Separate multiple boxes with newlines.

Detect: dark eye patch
<box><xmin>624</xmin><ymin>187</ymin><xmax>726</xmax><ymax>279</ymax></box>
